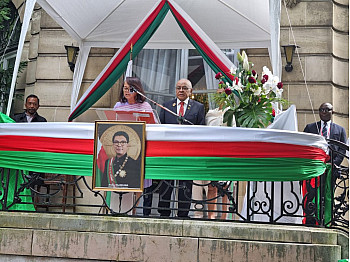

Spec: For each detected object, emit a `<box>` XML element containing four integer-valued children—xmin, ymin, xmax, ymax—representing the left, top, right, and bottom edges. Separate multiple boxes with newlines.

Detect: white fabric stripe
<box><xmin>0</xmin><ymin>123</ymin><xmax>95</xmax><ymax>140</ymax></box>
<box><xmin>145</xmin><ymin>125</ymin><xmax>328</xmax><ymax>152</ymax></box>
<box><xmin>0</xmin><ymin>123</ymin><xmax>327</xmax><ymax>152</ymax></box>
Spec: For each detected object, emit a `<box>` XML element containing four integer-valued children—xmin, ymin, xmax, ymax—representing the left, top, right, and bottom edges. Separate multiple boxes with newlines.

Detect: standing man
<box><xmin>13</xmin><ymin>94</ymin><xmax>47</xmax><ymax>193</ymax></box>
<box><xmin>158</xmin><ymin>78</ymin><xmax>205</xmax><ymax>218</ymax></box>
<box><xmin>304</xmin><ymin>102</ymin><xmax>346</xmax><ymax>166</ymax></box>
<box><xmin>303</xmin><ymin>102</ymin><xmax>347</xmax><ymax>224</ymax></box>
<box><xmin>13</xmin><ymin>94</ymin><xmax>47</xmax><ymax>122</ymax></box>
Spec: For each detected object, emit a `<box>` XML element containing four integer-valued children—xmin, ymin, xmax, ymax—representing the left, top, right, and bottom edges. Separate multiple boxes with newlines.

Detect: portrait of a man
<box><xmin>93</xmin><ymin>121</ymin><xmax>145</xmax><ymax>191</ymax></box>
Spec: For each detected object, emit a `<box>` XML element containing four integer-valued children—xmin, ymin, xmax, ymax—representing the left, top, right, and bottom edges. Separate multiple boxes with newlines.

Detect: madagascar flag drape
<box><xmin>69</xmin><ymin>0</ymin><xmax>235</xmax><ymax>121</ymax></box>
<box><xmin>0</xmin><ymin>113</ymin><xmax>35</xmax><ymax>211</ymax></box>
<box><xmin>0</xmin><ymin>123</ymin><xmax>328</xmax><ymax>182</ymax></box>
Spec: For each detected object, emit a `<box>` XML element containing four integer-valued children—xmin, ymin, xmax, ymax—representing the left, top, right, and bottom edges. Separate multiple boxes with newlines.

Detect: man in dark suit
<box><xmin>13</xmin><ymin>94</ymin><xmax>47</xmax><ymax>192</ymax></box>
<box><xmin>304</xmin><ymin>102</ymin><xmax>346</xmax><ymax>166</ymax></box>
<box><xmin>303</xmin><ymin>102</ymin><xmax>347</xmax><ymax>224</ymax></box>
<box><xmin>13</xmin><ymin>94</ymin><xmax>47</xmax><ymax>123</ymax></box>
<box><xmin>158</xmin><ymin>78</ymin><xmax>205</xmax><ymax>218</ymax></box>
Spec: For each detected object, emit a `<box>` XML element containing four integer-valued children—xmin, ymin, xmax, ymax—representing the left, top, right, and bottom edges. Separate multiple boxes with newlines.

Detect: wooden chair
<box><xmin>34</xmin><ymin>174</ymin><xmax>76</xmax><ymax>213</ymax></box>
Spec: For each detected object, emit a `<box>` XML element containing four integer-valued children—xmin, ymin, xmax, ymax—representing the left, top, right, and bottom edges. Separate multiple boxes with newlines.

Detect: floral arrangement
<box><xmin>214</xmin><ymin>51</ymin><xmax>286</xmax><ymax>128</ymax></box>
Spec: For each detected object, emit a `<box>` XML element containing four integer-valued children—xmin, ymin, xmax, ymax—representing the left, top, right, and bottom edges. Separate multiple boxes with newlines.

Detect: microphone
<box><xmin>177</xmin><ymin>115</ymin><xmax>185</xmax><ymax>124</ymax></box>
<box><xmin>128</xmin><ymin>86</ymin><xmax>194</xmax><ymax>125</ymax></box>
<box><xmin>129</xmin><ymin>86</ymin><xmax>135</xmax><ymax>93</ymax></box>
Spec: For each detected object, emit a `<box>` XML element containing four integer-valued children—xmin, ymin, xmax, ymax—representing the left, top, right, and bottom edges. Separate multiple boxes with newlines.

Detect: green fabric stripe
<box><xmin>0</xmin><ymin>169</ymin><xmax>35</xmax><ymax>211</ymax></box>
<box><xmin>324</xmin><ymin>164</ymin><xmax>333</xmax><ymax>226</ymax></box>
<box><xmin>0</xmin><ymin>112</ymin><xmax>15</xmax><ymax>123</ymax></box>
<box><xmin>0</xmin><ymin>113</ymin><xmax>34</xmax><ymax>211</ymax></box>
<box><xmin>145</xmin><ymin>157</ymin><xmax>326</xmax><ymax>181</ymax></box>
<box><xmin>0</xmin><ymin>151</ymin><xmax>93</xmax><ymax>176</ymax></box>
<box><xmin>1</xmin><ymin>153</ymin><xmax>326</xmax><ymax>182</ymax></box>
<box><xmin>70</xmin><ymin>4</ymin><xmax>170</xmax><ymax>121</ymax></box>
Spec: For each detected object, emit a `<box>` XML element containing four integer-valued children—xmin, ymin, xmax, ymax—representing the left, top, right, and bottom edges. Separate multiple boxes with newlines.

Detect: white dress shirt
<box><xmin>320</xmin><ymin>120</ymin><xmax>331</xmax><ymax>139</ymax></box>
<box><xmin>176</xmin><ymin>97</ymin><xmax>189</xmax><ymax>115</ymax></box>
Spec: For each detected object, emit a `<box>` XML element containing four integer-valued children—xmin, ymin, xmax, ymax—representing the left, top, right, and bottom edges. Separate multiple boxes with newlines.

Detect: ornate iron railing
<box><xmin>0</xmin><ymin>141</ymin><xmax>348</xmax><ymax>232</ymax></box>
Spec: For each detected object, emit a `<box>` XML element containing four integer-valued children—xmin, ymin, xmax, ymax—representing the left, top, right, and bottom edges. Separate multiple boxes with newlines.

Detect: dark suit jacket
<box><xmin>159</xmin><ymin>98</ymin><xmax>205</xmax><ymax>125</ymax></box>
<box><xmin>304</xmin><ymin>121</ymin><xmax>347</xmax><ymax>166</ymax></box>
<box><xmin>101</xmin><ymin>155</ymin><xmax>140</xmax><ymax>188</ymax></box>
<box><xmin>13</xmin><ymin>111</ymin><xmax>47</xmax><ymax>123</ymax></box>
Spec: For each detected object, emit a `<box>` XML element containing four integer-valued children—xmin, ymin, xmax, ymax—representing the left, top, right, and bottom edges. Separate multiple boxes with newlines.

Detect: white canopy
<box><xmin>7</xmin><ymin>0</ymin><xmax>281</xmax><ymax>115</ymax></box>
<box><xmin>38</xmin><ymin>0</ymin><xmax>273</xmax><ymax>49</ymax></box>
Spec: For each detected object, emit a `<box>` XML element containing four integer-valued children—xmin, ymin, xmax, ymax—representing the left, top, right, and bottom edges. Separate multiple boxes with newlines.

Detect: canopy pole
<box><xmin>6</xmin><ymin>0</ymin><xmax>37</xmax><ymax>116</ymax></box>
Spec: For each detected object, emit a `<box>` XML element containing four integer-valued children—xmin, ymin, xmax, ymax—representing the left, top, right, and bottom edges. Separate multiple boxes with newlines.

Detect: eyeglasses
<box><xmin>176</xmin><ymin>86</ymin><xmax>190</xmax><ymax>91</ymax></box>
<box><xmin>319</xmin><ymin>108</ymin><xmax>332</xmax><ymax>113</ymax></box>
<box><xmin>113</xmin><ymin>141</ymin><xmax>128</xmax><ymax>146</ymax></box>
<box><xmin>123</xmin><ymin>86</ymin><xmax>135</xmax><ymax>93</ymax></box>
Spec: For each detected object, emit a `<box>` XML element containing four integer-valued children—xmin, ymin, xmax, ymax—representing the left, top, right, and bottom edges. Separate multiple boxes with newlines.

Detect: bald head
<box><xmin>175</xmin><ymin>78</ymin><xmax>192</xmax><ymax>101</ymax></box>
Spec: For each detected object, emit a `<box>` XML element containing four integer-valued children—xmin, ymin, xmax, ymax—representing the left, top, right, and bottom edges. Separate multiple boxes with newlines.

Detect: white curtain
<box><xmin>204</xmin><ymin>49</ymin><xmax>238</xmax><ymax>110</ymax></box>
<box><xmin>269</xmin><ymin>0</ymin><xmax>282</xmax><ymax>79</ymax></box>
<box><xmin>70</xmin><ymin>43</ymin><xmax>91</xmax><ymax>111</ymax></box>
<box><xmin>132</xmin><ymin>49</ymin><xmax>188</xmax><ymax>112</ymax></box>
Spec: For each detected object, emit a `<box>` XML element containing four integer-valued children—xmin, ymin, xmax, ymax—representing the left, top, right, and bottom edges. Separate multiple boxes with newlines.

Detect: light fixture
<box><xmin>282</xmin><ymin>45</ymin><xmax>299</xmax><ymax>72</ymax></box>
<box><xmin>64</xmin><ymin>45</ymin><xmax>79</xmax><ymax>72</ymax></box>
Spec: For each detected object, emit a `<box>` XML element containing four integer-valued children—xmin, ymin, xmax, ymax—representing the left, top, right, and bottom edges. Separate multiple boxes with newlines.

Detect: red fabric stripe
<box><xmin>71</xmin><ymin>0</ymin><xmax>167</xmax><ymax>116</ymax></box>
<box><xmin>145</xmin><ymin>141</ymin><xmax>328</xmax><ymax>161</ymax></box>
<box><xmin>168</xmin><ymin>2</ymin><xmax>233</xmax><ymax>81</ymax></box>
<box><xmin>0</xmin><ymin>136</ymin><xmax>94</xmax><ymax>155</ymax></box>
<box><xmin>97</xmin><ymin>146</ymin><xmax>108</xmax><ymax>173</ymax></box>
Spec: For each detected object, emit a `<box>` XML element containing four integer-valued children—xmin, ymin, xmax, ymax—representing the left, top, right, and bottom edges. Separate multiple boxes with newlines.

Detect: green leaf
<box><xmin>223</xmin><ymin>109</ymin><xmax>235</xmax><ymax>127</ymax></box>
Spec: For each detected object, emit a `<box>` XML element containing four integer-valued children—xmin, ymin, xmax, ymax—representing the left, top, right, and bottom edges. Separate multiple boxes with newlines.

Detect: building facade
<box><xmin>8</xmin><ymin>0</ymin><xmax>349</xmax><ymax>136</ymax></box>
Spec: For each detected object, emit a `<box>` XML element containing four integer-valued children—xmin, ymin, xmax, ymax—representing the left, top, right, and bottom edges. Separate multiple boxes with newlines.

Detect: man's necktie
<box><xmin>322</xmin><ymin>123</ymin><xmax>327</xmax><ymax>138</ymax></box>
<box><xmin>179</xmin><ymin>101</ymin><xmax>184</xmax><ymax>117</ymax></box>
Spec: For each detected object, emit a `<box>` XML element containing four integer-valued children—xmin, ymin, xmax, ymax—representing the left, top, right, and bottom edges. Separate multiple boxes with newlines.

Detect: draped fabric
<box><xmin>0</xmin><ymin>113</ymin><xmax>35</xmax><ymax>211</ymax></box>
<box><xmin>68</xmin><ymin>0</ymin><xmax>236</xmax><ymax>121</ymax></box>
<box><xmin>0</xmin><ymin>123</ymin><xmax>328</xmax><ymax>181</ymax></box>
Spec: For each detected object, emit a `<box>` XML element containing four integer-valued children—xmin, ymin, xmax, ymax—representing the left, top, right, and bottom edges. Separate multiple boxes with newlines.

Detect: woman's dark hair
<box><xmin>119</xmin><ymin>77</ymin><xmax>146</xmax><ymax>103</ymax></box>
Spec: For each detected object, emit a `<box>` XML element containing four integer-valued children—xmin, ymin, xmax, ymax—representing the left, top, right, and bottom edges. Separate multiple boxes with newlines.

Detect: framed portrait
<box><xmin>92</xmin><ymin>121</ymin><xmax>146</xmax><ymax>192</ymax></box>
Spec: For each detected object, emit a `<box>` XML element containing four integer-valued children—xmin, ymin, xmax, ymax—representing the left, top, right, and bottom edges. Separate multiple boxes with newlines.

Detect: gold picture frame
<box><xmin>92</xmin><ymin>121</ymin><xmax>146</xmax><ymax>192</ymax></box>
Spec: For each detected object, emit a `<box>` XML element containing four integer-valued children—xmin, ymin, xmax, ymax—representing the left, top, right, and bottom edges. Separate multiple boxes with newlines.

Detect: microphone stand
<box><xmin>129</xmin><ymin>87</ymin><xmax>194</xmax><ymax>125</ymax></box>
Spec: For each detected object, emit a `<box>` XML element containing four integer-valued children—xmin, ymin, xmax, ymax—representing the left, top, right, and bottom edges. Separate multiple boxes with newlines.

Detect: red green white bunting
<box><xmin>69</xmin><ymin>0</ymin><xmax>235</xmax><ymax>121</ymax></box>
<box><xmin>0</xmin><ymin>123</ymin><xmax>328</xmax><ymax>181</ymax></box>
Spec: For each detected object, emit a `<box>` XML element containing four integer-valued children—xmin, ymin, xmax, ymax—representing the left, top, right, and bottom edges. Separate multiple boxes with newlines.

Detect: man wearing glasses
<box><xmin>304</xmin><ymin>102</ymin><xmax>346</xmax><ymax>167</ymax></box>
<box><xmin>303</xmin><ymin>102</ymin><xmax>346</xmax><ymax>224</ymax></box>
<box><xmin>101</xmin><ymin>131</ymin><xmax>140</xmax><ymax>188</ymax></box>
<box><xmin>158</xmin><ymin>78</ymin><xmax>205</xmax><ymax>218</ymax></box>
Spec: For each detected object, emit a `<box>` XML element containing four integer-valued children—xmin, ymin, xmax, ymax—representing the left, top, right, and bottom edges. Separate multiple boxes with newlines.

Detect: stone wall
<box><xmin>11</xmin><ymin>1</ymin><xmax>349</xmax><ymax>134</ymax></box>
<box><xmin>0</xmin><ymin>212</ymin><xmax>347</xmax><ymax>261</ymax></box>
<box><xmin>245</xmin><ymin>1</ymin><xmax>349</xmax><ymax>135</ymax></box>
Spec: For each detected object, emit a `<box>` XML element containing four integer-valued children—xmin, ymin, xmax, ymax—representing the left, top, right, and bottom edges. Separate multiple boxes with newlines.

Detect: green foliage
<box><xmin>0</xmin><ymin>0</ymin><xmax>11</xmax><ymax>30</ymax></box>
<box><xmin>0</xmin><ymin>61</ymin><xmax>27</xmax><ymax>113</ymax></box>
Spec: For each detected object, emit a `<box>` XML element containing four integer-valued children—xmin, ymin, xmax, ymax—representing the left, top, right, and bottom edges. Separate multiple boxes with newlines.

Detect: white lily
<box><xmin>242</xmin><ymin>51</ymin><xmax>249</xmax><ymax>71</ymax></box>
<box><xmin>230</xmin><ymin>66</ymin><xmax>237</xmax><ymax>75</ymax></box>
<box><xmin>253</xmin><ymin>86</ymin><xmax>262</xmax><ymax>96</ymax></box>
